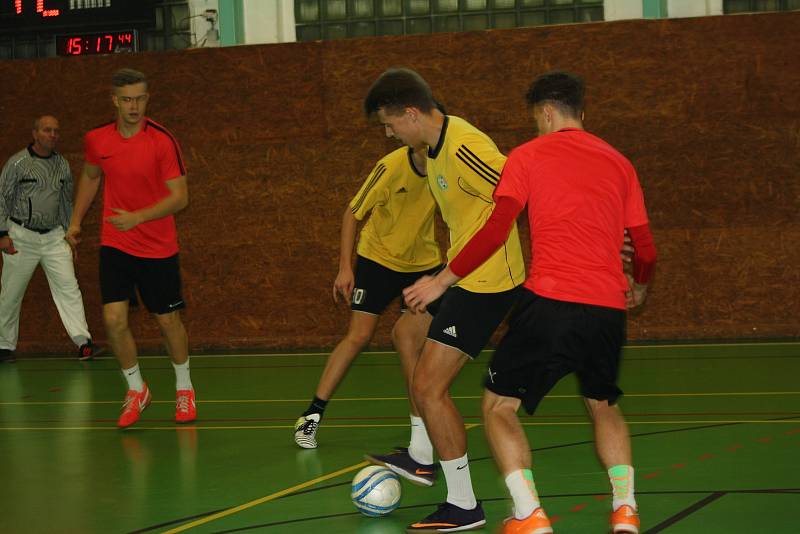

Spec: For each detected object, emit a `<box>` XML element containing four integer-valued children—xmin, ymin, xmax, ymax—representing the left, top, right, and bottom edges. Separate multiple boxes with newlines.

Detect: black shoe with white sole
<box><xmin>365</xmin><ymin>449</ymin><xmax>437</xmax><ymax>487</ymax></box>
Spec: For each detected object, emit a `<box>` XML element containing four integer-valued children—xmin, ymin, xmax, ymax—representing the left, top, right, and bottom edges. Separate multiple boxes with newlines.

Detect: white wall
<box><xmin>604</xmin><ymin>0</ymin><xmax>644</xmax><ymax>21</ymax></box>
<box><xmin>242</xmin><ymin>0</ymin><xmax>296</xmax><ymax>44</ymax></box>
<box><xmin>667</xmin><ymin>0</ymin><xmax>724</xmax><ymax>18</ymax></box>
<box><xmin>188</xmin><ymin>0</ymin><xmax>220</xmax><ymax>47</ymax></box>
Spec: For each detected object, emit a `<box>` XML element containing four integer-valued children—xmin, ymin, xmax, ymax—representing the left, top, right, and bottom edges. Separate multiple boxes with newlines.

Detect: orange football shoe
<box><xmin>500</xmin><ymin>508</ymin><xmax>553</xmax><ymax>534</ymax></box>
<box><xmin>611</xmin><ymin>505</ymin><xmax>640</xmax><ymax>534</ymax></box>
<box><xmin>118</xmin><ymin>384</ymin><xmax>151</xmax><ymax>428</ymax></box>
<box><xmin>175</xmin><ymin>389</ymin><xmax>196</xmax><ymax>423</ymax></box>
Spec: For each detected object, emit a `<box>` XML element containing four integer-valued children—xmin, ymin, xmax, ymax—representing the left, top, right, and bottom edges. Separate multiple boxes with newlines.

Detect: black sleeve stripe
<box><xmin>146</xmin><ymin>120</ymin><xmax>187</xmax><ymax>175</ymax></box>
<box><xmin>456</xmin><ymin>151</ymin><xmax>498</xmax><ymax>188</ymax></box>
<box><xmin>350</xmin><ymin>164</ymin><xmax>387</xmax><ymax>214</ymax></box>
<box><xmin>458</xmin><ymin>144</ymin><xmax>500</xmax><ymax>178</ymax></box>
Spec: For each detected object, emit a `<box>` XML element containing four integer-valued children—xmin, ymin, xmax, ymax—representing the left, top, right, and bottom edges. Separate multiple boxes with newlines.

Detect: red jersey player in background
<box><xmin>404</xmin><ymin>71</ymin><xmax>656</xmax><ymax>534</ymax></box>
<box><xmin>67</xmin><ymin>68</ymin><xmax>194</xmax><ymax>429</ymax></box>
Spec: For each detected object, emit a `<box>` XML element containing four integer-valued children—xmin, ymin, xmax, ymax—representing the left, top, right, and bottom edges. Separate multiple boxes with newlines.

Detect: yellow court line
<box><xmin>2</xmin><ymin>419</ymin><xmax>798</xmax><ymax>432</ymax></box>
<box><xmin>3</xmin><ymin>390</ymin><xmax>800</xmax><ymax>406</ymax></box>
<box><xmin>162</xmin><ymin>460</ymin><xmax>369</xmax><ymax>534</ymax></box>
<box><xmin>17</xmin><ymin>340</ymin><xmax>800</xmax><ymax>361</ymax></box>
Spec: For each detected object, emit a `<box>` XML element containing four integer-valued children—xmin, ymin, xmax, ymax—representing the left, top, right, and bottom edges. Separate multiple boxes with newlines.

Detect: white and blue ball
<box><xmin>351</xmin><ymin>465</ymin><xmax>401</xmax><ymax>516</ymax></box>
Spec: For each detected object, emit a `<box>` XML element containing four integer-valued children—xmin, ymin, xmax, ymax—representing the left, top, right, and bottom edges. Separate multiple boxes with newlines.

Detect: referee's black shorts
<box><xmin>484</xmin><ymin>288</ymin><xmax>626</xmax><ymax>414</ymax></box>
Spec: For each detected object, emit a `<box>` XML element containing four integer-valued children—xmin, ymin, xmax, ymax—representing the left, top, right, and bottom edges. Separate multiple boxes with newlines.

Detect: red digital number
<box><xmin>105</xmin><ymin>34</ymin><xmax>114</xmax><ymax>51</ymax></box>
<box><xmin>36</xmin><ymin>0</ymin><xmax>60</xmax><ymax>17</ymax></box>
<box><xmin>67</xmin><ymin>37</ymin><xmax>82</xmax><ymax>55</ymax></box>
<box><xmin>14</xmin><ymin>0</ymin><xmax>22</xmax><ymax>15</ymax></box>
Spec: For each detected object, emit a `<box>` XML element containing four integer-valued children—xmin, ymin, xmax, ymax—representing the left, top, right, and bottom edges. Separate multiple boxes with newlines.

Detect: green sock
<box><xmin>608</xmin><ymin>465</ymin><xmax>636</xmax><ymax>510</ymax></box>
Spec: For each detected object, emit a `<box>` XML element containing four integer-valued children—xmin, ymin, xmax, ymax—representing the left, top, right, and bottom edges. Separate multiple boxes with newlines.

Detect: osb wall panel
<box><xmin>0</xmin><ymin>12</ymin><xmax>797</xmax><ymax>354</ymax></box>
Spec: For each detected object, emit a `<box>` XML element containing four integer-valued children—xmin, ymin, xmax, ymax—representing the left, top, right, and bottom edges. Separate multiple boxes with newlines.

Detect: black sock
<box><xmin>303</xmin><ymin>396</ymin><xmax>328</xmax><ymax>417</ymax></box>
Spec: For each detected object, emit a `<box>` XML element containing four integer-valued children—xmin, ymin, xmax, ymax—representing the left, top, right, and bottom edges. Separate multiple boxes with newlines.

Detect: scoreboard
<box><xmin>0</xmin><ymin>0</ymin><xmax>156</xmax><ymax>56</ymax></box>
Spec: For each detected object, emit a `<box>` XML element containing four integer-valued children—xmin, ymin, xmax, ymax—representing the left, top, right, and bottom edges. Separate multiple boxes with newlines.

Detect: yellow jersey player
<box><xmin>364</xmin><ymin>68</ymin><xmax>525</xmax><ymax>533</ymax></box>
<box><xmin>293</xmin><ymin>143</ymin><xmax>443</xmax><ymax>453</ymax></box>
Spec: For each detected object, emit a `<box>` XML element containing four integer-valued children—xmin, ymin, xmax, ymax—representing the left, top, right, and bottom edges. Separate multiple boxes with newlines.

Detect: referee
<box><xmin>0</xmin><ymin>116</ymin><xmax>100</xmax><ymax>362</ymax></box>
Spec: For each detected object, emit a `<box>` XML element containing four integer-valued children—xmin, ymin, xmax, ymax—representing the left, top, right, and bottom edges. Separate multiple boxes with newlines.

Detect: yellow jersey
<box><xmin>350</xmin><ymin>147</ymin><xmax>441</xmax><ymax>272</ymax></box>
<box><xmin>426</xmin><ymin>116</ymin><xmax>525</xmax><ymax>292</ymax></box>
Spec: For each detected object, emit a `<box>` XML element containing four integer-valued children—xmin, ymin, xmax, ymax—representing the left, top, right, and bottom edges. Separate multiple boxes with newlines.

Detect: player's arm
<box><xmin>625</xmin><ymin>223</ymin><xmax>657</xmax><ymax>308</ymax></box>
<box><xmin>107</xmin><ymin>175</ymin><xmax>188</xmax><ymax>232</ymax></box>
<box><xmin>0</xmin><ymin>158</ymin><xmax>18</xmax><ymax>254</ymax></box>
<box><xmin>403</xmin><ymin>195</ymin><xmax>523</xmax><ymax>312</ymax></box>
<box><xmin>59</xmin><ymin>161</ymin><xmax>74</xmax><ymax>233</ymax></box>
<box><xmin>333</xmin><ymin>207</ymin><xmax>360</xmax><ymax>303</ymax></box>
<box><xmin>66</xmin><ymin>162</ymin><xmax>103</xmax><ymax>247</ymax></box>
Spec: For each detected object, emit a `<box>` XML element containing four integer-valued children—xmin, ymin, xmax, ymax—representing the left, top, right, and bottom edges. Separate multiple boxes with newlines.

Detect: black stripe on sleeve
<box><xmin>458</xmin><ymin>144</ymin><xmax>500</xmax><ymax>179</ymax></box>
<box><xmin>146</xmin><ymin>120</ymin><xmax>186</xmax><ymax>175</ymax></box>
<box><xmin>350</xmin><ymin>164</ymin><xmax>386</xmax><ymax>214</ymax></box>
<box><xmin>456</xmin><ymin>149</ymin><xmax>498</xmax><ymax>188</ymax></box>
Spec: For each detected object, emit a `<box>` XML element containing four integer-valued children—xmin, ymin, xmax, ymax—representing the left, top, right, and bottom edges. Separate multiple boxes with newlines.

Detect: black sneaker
<box><xmin>0</xmin><ymin>349</ymin><xmax>16</xmax><ymax>363</ymax></box>
<box><xmin>365</xmin><ymin>449</ymin><xmax>437</xmax><ymax>487</ymax></box>
<box><xmin>406</xmin><ymin>501</ymin><xmax>486</xmax><ymax>532</ymax></box>
<box><xmin>78</xmin><ymin>341</ymin><xmax>104</xmax><ymax>361</ymax></box>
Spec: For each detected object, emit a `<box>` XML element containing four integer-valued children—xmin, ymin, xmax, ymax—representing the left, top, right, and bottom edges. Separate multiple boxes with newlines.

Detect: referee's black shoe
<box><xmin>406</xmin><ymin>501</ymin><xmax>486</xmax><ymax>532</ymax></box>
<box><xmin>0</xmin><ymin>349</ymin><xmax>15</xmax><ymax>363</ymax></box>
<box><xmin>78</xmin><ymin>341</ymin><xmax>104</xmax><ymax>361</ymax></box>
<box><xmin>365</xmin><ymin>449</ymin><xmax>437</xmax><ymax>487</ymax></box>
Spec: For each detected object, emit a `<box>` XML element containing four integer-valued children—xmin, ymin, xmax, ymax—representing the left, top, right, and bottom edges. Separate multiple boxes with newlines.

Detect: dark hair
<box><xmin>526</xmin><ymin>71</ymin><xmax>584</xmax><ymax>118</ymax></box>
<box><xmin>364</xmin><ymin>68</ymin><xmax>436</xmax><ymax>117</ymax></box>
<box><xmin>112</xmin><ymin>68</ymin><xmax>148</xmax><ymax>89</ymax></box>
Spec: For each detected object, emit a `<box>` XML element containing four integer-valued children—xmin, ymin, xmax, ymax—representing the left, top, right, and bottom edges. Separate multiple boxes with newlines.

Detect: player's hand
<box><xmin>621</xmin><ymin>229</ymin><xmax>634</xmax><ymax>263</ymax></box>
<box><xmin>403</xmin><ymin>274</ymin><xmax>448</xmax><ymax>314</ymax></box>
<box><xmin>625</xmin><ymin>273</ymin><xmax>648</xmax><ymax>309</ymax></box>
<box><xmin>332</xmin><ymin>268</ymin><xmax>355</xmax><ymax>304</ymax></box>
<box><xmin>0</xmin><ymin>236</ymin><xmax>17</xmax><ymax>255</ymax></box>
<box><xmin>65</xmin><ymin>224</ymin><xmax>81</xmax><ymax>248</ymax></box>
<box><xmin>107</xmin><ymin>209</ymin><xmax>142</xmax><ymax>231</ymax></box>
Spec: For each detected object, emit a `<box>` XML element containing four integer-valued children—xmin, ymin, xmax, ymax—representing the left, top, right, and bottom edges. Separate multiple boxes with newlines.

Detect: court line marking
<box><xmin>160</xmin><ymin>460</ymin><xmax>369</xmax><ymax>534</ymax></box>
<box><xmin>3</xmin><ymin>391</ymin><xmax>799</xmax><ymax>406</ymax></box>
<box><xmin>14</xmin><ymin>340</ymin><xmax>800</xmax><ymax>361</ymax></box>
<box><xmin>2</xmin><ymin>419</ymin><xmax>799</xmax><ymax>431</ymax></box>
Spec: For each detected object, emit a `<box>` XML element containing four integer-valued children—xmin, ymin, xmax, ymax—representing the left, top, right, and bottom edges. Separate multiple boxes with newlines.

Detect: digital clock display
<box><xmin>56</xmin><ymin>29</ymin><xmax>137</xmax><ymax>56</ymax></box>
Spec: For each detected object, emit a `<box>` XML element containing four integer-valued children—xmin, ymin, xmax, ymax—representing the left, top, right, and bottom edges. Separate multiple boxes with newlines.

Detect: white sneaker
<box><xmin>294</xmin><ymin>413</ymin><xmax>320</xmax><ymax>449</ymax></box>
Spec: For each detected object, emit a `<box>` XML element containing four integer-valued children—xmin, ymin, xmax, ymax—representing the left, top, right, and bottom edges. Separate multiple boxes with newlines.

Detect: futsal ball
<box><xmin>351</xmin><ymin>465</ymin><xmax>402</xmax><ymax>516</ymax></box>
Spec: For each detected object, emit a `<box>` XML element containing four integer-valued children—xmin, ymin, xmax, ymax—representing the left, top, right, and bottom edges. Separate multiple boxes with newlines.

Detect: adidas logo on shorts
<box><xmin>443</xmin><ymin>326</ymin><xmax>458</xmax><ymax>338</ymax></box>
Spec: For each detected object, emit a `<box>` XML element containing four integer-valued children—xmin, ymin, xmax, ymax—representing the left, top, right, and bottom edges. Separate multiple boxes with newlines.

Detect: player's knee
<box><xmin>102</xmin><ymin>309</ymin><xmax>128</xmax><ymax>333</ymax></box>
<box><xmin>154</xmin><ymin>311</ymin><xmax>183</xmax><ymax>332</ymax></box>
<box><xmin>481</xmin><ymin>390</ymin><xmax>516</xmax><ymax>419</ymax></box>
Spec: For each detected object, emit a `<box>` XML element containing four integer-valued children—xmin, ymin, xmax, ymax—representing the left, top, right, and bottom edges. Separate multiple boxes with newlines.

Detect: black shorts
<box><xmin>427</xmin><ymin>285</ymin><xmax>521</xmax><ymax>359</ymax></box>
<box><xmin>99</xmin><ymin>246</ymin><xmax>186</xmax><ymax>315</ymax></box>
<box><xmin>484</xmin><ymin>289</ymin><xmax>626</xmax><ymax>414</ymax></box>
<box><xmin>351</xmin><ymin>255</ymin><xmax>442</xmax><ymax>314</ymax></box>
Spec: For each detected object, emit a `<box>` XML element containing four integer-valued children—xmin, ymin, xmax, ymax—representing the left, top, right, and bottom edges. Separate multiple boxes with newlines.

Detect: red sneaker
<box><xmin>501</xmin><ymin>508</ymin><xmax>553</xmax><ymax>534</ymax></box>
<box><xmin>118</xmin><ymin>384</ymin><xmax>151</xmax><ymax>429</ymax></box>
<box><xmin>175</xmin><ymin>389</ymin><xmax>196</xmax><ymax>423</ymax></box>
<box><xmin>611</xmin><ymin>505</ymin><xmax>640</xmax><ymax>534</ymax></box>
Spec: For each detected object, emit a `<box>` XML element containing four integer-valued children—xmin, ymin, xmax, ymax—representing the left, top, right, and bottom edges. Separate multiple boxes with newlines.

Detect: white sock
<box><xmin>441</xmin><ymin>453</ymin><xmax>477</xmax><ymax>510</ymax></box>
<box><xmin>172</xmin><ymin>359</ymin><xmax>193</xmax><ymax>390</ymax></box>
<box><xmin>506</xmin><ymin>469</ymin><xmax>541</xmax><ymax>520</ymax></box>
<box><xmin>122</xmin><ymin>364</ymin><xmax>144</xmax><ymax>392</ymax></box>
<box><xmin>407</xmin><ymin>415</ymin><xmax>434</xmax><ymax>465</ymax></box>
<box><xmin>608</xmin><ymin>465</ymin><xmax>637</xmax><ymax>511</ymax></box>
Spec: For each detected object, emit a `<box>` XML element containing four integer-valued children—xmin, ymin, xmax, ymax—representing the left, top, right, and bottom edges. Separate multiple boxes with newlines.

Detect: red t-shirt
<box><xmin>85</xmin><ymin>119</ymin><xmax>185</xmax><ymax>258</ymax></box>
<box><xmin>496</xmin><ymin>128</ymin><xmax>649</xmax><ymax>310</ymax></box>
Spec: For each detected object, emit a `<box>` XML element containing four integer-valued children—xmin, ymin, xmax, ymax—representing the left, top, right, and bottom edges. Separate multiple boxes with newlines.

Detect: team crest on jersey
<box><xmin>436</xmin><ymin>174</ymin><xmax>448</xmax><ymax>190</ymax></box>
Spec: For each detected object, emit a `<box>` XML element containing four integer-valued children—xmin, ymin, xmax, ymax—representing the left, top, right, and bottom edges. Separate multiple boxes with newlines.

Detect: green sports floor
<box><xmin>1</xmin><ymin>342</ymin><xmax>798</xmax><ymax>534</ymax></box>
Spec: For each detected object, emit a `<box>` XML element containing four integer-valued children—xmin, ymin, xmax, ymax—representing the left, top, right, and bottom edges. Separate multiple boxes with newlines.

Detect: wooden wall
<box><xmin>0</xmin><ymin>12</ymin><xmax>797</xmax><ymax>353</ymax></box>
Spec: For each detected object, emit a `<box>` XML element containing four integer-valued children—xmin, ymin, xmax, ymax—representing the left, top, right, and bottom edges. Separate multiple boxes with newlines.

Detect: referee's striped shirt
<box><xmin>0</xmin><ymin>144</ymin><xmax>73</xmax><ymax>235</ymax></box>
